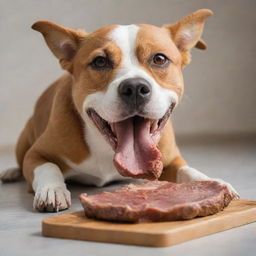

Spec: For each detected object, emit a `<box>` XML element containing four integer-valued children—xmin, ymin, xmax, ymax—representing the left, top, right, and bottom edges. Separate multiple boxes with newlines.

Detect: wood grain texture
<box><xmin>42</xmin><ymin>200</ymin><xmax>256</xmax><ymax>247</ymax></box>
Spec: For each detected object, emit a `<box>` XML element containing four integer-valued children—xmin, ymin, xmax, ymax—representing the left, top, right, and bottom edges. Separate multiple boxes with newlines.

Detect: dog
<box><xmin>0</xmin><ymin>9</ymin><xmax>239</xmax><ymax>212</ymax></box>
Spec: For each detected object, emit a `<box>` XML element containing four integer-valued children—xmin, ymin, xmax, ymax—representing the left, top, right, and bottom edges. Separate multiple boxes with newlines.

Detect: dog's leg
<box><xmin>160</xmin><ymin>156</ymin><xmax>187</xmax><ymax>182</ymax></box>
<box><xmin>160</xmin><ymin>156</ymin><xmax>240</xmax><ymax>199</ymax></box>
<box><xmin>177</xmin><ymin>165</ymin><xmax>240</xmax><ymax>199</ymax></box>
<box><xmin>0</xmin><ymin>167</ymin><xmax>22</xmax><ymax>182</ymax></box>
<box><xmin>32</xmin><ymin>163</ymin><xmax>71</xmax><ymax>212</ymax></box>
<box><xmin>23</xmin><ymin>152</ymin><xmax>71</xmax><ymax>212</ymax></box>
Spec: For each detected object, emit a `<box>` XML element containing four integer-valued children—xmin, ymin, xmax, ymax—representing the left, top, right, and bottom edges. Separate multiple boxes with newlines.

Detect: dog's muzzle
<box><xmin>118</xmin><ymin>78</ymin><xmax>152</xmax><ymax>111</ymax></box>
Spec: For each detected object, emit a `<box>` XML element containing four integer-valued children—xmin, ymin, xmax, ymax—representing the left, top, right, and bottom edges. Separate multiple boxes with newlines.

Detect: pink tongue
<box><xmin>113</xmin><ymin>117</ymin><xmax>163</xmax><ymax>180</ymax></box>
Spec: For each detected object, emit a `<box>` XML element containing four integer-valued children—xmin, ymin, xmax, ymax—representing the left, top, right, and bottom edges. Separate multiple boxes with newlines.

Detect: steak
<box><xmin>79</xmin><ymin>180</ymin><xmax>234</xmax><ymax>222</ymax></box>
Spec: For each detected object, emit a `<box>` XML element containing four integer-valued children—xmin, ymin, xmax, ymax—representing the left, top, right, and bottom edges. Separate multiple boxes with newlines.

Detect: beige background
<box><xmin>0</xmin><ymin>0</ymin><xmax>255</xmax><ymax>146</ymax></box>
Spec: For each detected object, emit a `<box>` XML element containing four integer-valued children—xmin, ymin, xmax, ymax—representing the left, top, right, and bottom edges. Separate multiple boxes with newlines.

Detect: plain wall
<box><xmin>0</xmin><ymin>0</ymin><xmax>256</xmax><ymax>146</ymax></box>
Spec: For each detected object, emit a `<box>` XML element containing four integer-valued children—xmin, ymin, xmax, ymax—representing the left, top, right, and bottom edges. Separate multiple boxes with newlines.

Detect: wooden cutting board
<box><xmin>42</xmin><ymin>200</ymin><xmax>256</xmax><ymax>247</ymax></box>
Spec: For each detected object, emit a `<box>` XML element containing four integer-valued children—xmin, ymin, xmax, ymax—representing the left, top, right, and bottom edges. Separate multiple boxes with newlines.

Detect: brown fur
<box><xmin>136</xmin><ymin>24</ymin><xmax>184</xmax><ymax>98</ymax></box>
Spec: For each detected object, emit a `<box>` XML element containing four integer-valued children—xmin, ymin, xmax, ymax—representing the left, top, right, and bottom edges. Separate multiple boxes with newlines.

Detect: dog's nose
<box><xmin>118</xmin><ymin>78</ymin><xmax>152</xmax><ymax>108</ymax></box>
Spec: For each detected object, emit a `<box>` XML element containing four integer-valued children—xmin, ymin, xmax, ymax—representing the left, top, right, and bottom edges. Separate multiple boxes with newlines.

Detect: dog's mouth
<box><xmin>87</xmin><ymin>103</ymin><xmax>175</xmax><ymax>180</ymax></box>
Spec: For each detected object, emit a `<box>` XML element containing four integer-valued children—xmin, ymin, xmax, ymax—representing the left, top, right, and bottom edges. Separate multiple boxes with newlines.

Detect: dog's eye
<box><xmin>151</xmin><ymin>53</ymin><xmax>170</xmax><ymax>67</ymax></box>
<box><xmin>90</xmin><ymin>56</ymin><xmax>112</xmax><ymax>70</ymax></box>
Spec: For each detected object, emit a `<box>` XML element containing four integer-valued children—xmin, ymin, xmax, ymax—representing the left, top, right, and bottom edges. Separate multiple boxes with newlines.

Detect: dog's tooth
<box><xmin>154</xmin><ymin>120</ymin><xmax>158</xmax><ymax>130</ymax></box>
<box><xmin>110</xmin><ymin>123</ymin><xmax>115</xmax><ymax>134</ymax></box>
<box><xmin>150</xmin><ymin>120</ymin><xmax>158</xmax><ymax>133</ymax></box>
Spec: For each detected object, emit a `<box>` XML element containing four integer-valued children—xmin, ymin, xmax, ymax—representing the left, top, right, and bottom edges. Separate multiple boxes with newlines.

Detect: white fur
<box><xmin>33</xmin><ymin>163</ymin><xmax>71</xmax><ymax>211</ymax></box>
<box><xmin>176</xmin><ymin>165</ymin><xmax>209</xmax><ymax>183</ymax></box>
<box><xmin>177</xmin><ymin>165</ymin><xmax>240</xmax><ymax>199</ymax></box>
<box><xmin>64</xmin><ymin>124</ymin><xmax>130</xmax><ymax>187</ymax></box>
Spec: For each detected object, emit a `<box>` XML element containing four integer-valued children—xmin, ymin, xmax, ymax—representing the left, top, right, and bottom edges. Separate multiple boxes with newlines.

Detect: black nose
<box><xmin>118</xmin><ymin>78</ymin><xmax>152</xmax><ymax>109</ymax></box>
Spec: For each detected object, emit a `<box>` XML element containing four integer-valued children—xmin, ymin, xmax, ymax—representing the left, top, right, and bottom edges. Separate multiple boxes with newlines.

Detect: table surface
<box><xmin>1</xmin><ymin>137</ymin><xmax>256</xmax><ymax>256</ymax></box>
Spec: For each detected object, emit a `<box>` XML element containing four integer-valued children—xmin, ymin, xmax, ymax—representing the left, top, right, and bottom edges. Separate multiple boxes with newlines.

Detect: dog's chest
<box><xmin>64</xmin><ymin>124</ymin><xmax>129</xmax><ymax>187</ymax></box>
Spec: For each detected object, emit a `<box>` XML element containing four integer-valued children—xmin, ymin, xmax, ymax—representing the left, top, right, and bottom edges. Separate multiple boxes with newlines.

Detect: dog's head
<box><xmin>32</xmin><ymin>9</ymin><xmax>213</xmax><ymax>180</ymax></box>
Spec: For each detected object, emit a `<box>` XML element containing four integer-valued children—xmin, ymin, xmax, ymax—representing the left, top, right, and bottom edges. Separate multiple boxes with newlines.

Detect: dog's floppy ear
<box><xmin>32</xmin><ymin>20</ymin><xmax>87</xmax><ymax>71</ymax></box>
<box><xmin>164</xmin><ymin>9</ymin><xmax>213</xmax><ymax>65</ymax></box>
<box><xmin>195</xmin><ymin>38</ymin><xmax>207</xmax><ymax>50</ymax></box>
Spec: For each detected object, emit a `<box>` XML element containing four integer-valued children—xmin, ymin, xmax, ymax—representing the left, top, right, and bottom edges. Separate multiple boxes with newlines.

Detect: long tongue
<box><xmin>113</xmin><ymin>117</ymin><xmax>163</xmax><ymax>180</ymax></box>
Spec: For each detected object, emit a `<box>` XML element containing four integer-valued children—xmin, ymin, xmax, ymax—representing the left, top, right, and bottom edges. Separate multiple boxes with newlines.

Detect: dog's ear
<box><xmin>32</xmin><ymin>20</ymin><xmax>87</xmax><ymax>71</ymax></box>
<box><xmin>195</xmin><ymin>38</ymin><xmax>207</xmax><ymax>50</ymax></box>
<box><xmin>164</xmin><ymin>9</ymin><xmax>213</xmax><ymax>65</ymax></box>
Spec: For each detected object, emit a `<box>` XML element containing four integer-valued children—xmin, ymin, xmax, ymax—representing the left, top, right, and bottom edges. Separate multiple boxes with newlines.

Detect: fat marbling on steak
<box><xmin>79</xmin><ymin>180</ymin><xmax>234</xmax><ymax>222</ymax></box>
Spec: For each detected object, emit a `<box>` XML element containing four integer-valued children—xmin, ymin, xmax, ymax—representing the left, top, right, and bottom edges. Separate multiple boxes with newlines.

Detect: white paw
<box><xmin>210</xmin><ymin>178</ymin><xmax>240</xmax><ymax>200</ymax></box>
<box><xmin>177</xmin><ymin>166</ymin><xmax>209</xmax><ymax>183</ymax></box>
<box><xmin>33</xmin><ymin>185</ymin><xmax>71</xmax><ymax>212</ymax></box>
<box><xmin>177</xmin><ymin>166</ymin><xmax>240</xmax><ymax>200</ymax></box>
<box><xmin>0</xmin><ymin>167</ymin><xmax>21</xmax><ymax>182</ymax></box>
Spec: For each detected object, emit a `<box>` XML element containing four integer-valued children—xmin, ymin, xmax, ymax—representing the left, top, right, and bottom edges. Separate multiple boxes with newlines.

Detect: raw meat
<box><xmin>79</xmin><ymin>180</ymin><xmax>234</xmax><ymax>222</ymax></box>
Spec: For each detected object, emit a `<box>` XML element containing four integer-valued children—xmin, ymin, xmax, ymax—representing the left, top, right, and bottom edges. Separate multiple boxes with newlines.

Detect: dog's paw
<box><xmin>177</xmin><ymin>166</ymin><xmax>209</xmax><ymax>183</ymax></box>
<box><xmin>210</xmin><ymin>178</ymin><xmax>240</xmax><ymax>200</ymax></box>
<box><xmin>177</xmin><ymin>166</ymin><xmax>240</xmax><ymax>200</ymax></box>
<box><xmin>33</xmin><ymin>185</ymin><xmax>71</xmax><ymax>212</ymax></box>
<box><xmin>0</xmin><ymin>167</ymin><xmax>21</xmax><ymax>182</ymax></box>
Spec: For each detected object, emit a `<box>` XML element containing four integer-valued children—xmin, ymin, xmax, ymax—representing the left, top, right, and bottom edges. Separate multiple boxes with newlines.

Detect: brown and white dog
<box><xmin>0</xmin><ymin>9</ymin><xmax>239</xmax><ymax>212</ymax></box>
